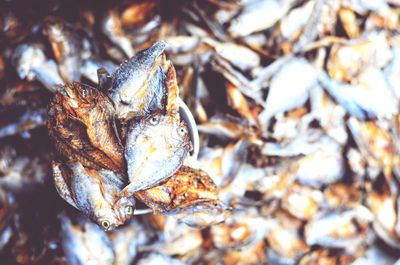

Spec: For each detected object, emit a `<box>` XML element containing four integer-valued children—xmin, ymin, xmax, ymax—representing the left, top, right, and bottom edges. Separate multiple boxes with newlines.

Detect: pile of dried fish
<box><xmin>1</xmin><ymin>0</ymin><xmax>400</xmax><ymax>264</ymax></box>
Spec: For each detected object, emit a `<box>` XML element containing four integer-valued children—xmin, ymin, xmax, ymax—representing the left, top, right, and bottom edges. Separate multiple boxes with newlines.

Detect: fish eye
<box><xmin>149</xmin><ymin>115</ymin><xmax>160</xmax><ymax>125</ymax></box>
<box><xmin>125</xmin><ymin>205</ymin><xmax>134</xmax><ymax>215</ymax></box>
<box><xmin>177</xmin><ymin>126</ymin><xmax>187</xmax><ymax>136</ymax></box>
<box><xmin>101</xmin><ymin>220</ymin><xmax>111</xmax><ymax>230</ymax></box>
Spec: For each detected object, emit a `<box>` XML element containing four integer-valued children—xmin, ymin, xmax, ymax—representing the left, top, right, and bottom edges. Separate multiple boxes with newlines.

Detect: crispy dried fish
<box><xmin>259</xmin><ymin>57</ymin><xmax>318</xmax><ymax>123</ymax></box>
<box><xmin>53</xmin><ymin>161</ymin><xmax>135</xmax><ymax>230</ymax></box>
<box><xmin>108</xmin><ymin>41</ymin><xmax>166</xmax><ymax>120</ymax></box>
<box><xmin>43</xmin><ymin>18</ymin><xmax>83</xmax><ymax>82</ymax></box>
<box><xmin>61</xmin><ymin>215</ymin><xmax>115</xmax><ymax>265</ymax></box>
<box><xmin>122</xmin><ymin>111</ymin><xmax>191</xmax><ymax>193</ymax></box>
<box><xmin>102</xmin><ymin>10</ymin><xmax>134</xmax><ymax>58</ymax></box>
<box><xmin>134</xmin><ymin>166</ymin><xmax>218</xmax><ymax>213</ymax></box>
<box><xmin>48</xmin><ymin>82</ymin><xmax>125</xmax><ymax>174</ymax></box>
<box><xmin>304</xmin><ymin>206</ymin><xmax>373</xmax><ymax>251</ymax></box>
<box><xmin>12</xmin><ymin>44</ymin><xmax>63</xmax><ymax>92</ymax></box>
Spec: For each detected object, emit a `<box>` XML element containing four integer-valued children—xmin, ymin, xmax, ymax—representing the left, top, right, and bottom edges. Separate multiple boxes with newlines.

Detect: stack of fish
<box><xmin>47</xmin><ymin>41</ymin><xmax>225</xmax><ymax>231</ymax></box>
<box><xmin>1</xmin><ymin>0</ymin><xmax>400</xmax><ymax>264</ymax></box>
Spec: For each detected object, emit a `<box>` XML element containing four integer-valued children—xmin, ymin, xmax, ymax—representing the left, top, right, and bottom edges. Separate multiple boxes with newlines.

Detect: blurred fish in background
<box><xmin>1</xmin><ymin>0</ymin><xmax>400</xmax><ymax>264</ymax></box>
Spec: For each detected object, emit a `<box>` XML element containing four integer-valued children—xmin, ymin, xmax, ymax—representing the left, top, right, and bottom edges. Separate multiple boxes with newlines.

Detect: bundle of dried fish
<box><xmin>47</xmin><ymin>41</ymin><xmax>225</xmax><ymax>230</ymax></box>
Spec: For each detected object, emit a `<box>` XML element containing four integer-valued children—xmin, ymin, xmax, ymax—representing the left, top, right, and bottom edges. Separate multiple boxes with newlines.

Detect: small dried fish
<box><xmin>102</xmin><ymin>10</ymin><xmax>134</xmax><ymax>58</ymax></box>
<box><xmin>266</xmin><ymin>222</ymin><xmax>308</xmax><ymax>264</ymax></box>
<box><xmin>108</xmin><ymin>41</ymin><xmax>166</xmax><ymax>120</ymax></box>
<box><xmin>211</xmin><ymin>212</ymin><xmax>270</xmax><ymax>251</ymax></box>
<box><xmin>204</xmin><ymin>38</ymin><xmax>260</xmax><ymax>71</ymax></box>
<box><xmin>120</xmin><ymin>1</ymin><xmax>158</xmax><ymax>27</ymax></box>
<box><xmin>108</xmin><ymin>219</ymin><xmax>150</xmax><ymax>265</ymax></box>
<box><xmin>48</xmin><ymin>82</ymin><xmax>125</xmax><ymax>174</ymax></box>
<box><xmin>43</xmin><ymin>18</ymin><xmax>83</xmax><ymax>82</ymax></box>
<box><xmin>143</xmin><ymin>216</ymin><xmax>203</xmax><ymax>258</ymax></box>
<box><xmin>12</xmin><ymin>44</ymin><xmax>63</xmax><ymax>92</ymax></box>
<box><xmin>0</xmin><ymin>145</ymin><xmax>49</xmax><ymax>190</ymax></box>
<box><xmin>281</xmin><ymin>184</ymin><xmax>324</xmax><ymax>221</ymax></box>
<box><xmin>61</xmin><ymin>215</ymin><xmax>115</xmax><ymax>265</ymax></box>
<box><xmin>122</xmin><ymin>111</ymin><xmax>191</xmax><ymax>193</ymax></box>
<box><xmin>0</xmin><ymin>108</ymin><xmax>47</xmax><ymax>138</ymax></box>
<box><xmin>80</xmin><ymin>58</ymin><xmax>116</xmax><ymax>84</ymax></box>
<box><xmin>199</xmin><ymin>139</ymin><xmax>249</xmax><ymax>187</ymax></box>
<box><xmin>280</xmin><ymin>1</ymin><xmax>314</xmax><ymax>41</ymax></box>
<box><xmin>53</xmin><ymin>161</ymin><xmax>134</xmax><ymax>230</ymax></box>
<box><xmin>228</xmin><ymin>0</ymin><xmax>294</xmax><ymax>37</ymax></box>
<box><xmin>198</xmin><ymin>115</ymin><xmax>252</xmax><ymax>140</ymax></box>
<box><xmin>165</xmin><ymin>36</ymin><xmax>201</xmax><ymax>55</ymax></box>
<box><xmin>168</xmin><ymin>199</ymin><xmax>228</xmax><ymax>228</ymax></box>
<box><xmin>318</xmin><ymin>70</ymin><xmax>397</xmax><ymax>120</ymax></box>
<box><xmin>304</xmin><ymin>206</ymin><xmax>373</xmax><ymax>251</ymax></box>
<box><xmin>259</xmin><ymin>57</ymin><xmax>318</xmax><ymax>123</ymax></box>
<box><xmin>295</xmin><ymin>140</ymin><xmax>344</xmax><ymax>188</ymax></box>
<box><xmin>135</xmin><ymin>166</ymin><xmax>218</xmax><ymax>214</ymax></box>
<box><xmin>298</xmin><ymin>249</ymin><xmax>356</xmax><ymax>265</ymax></box>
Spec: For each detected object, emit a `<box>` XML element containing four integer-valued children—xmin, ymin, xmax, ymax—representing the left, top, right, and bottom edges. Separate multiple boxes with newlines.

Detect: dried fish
<box><xmin>304</xmin><ymin>206</ymin><xmax>373</xmax><ymax>251</ymax></box>
<box><xmin>0</xmin><ymin>145</ymin><xmax>49</xmax><ymax>190</ymax></box>
<box><xmin>102</xmin><ymin>10</ymin><xmax>134</xmax><ymax>58</ymax></box>
<box><xmin>143</xmin><ymin>216</ymin><xmax>203</xmax><ymax>259</ymax></box>
<box><xmin>108</xmin><ymin>41</ymin><xmax>166</xmax><ymax>120</ymax></box>
<box><xmin>199</xmin><ymin>139</ymin><xmax>249</xmax><ymax>187</ymax></box>
<box><xmin>165</xmin><ymin>36</ymin><xmax>201</xmax><ymax>55</ymax></box>
<box><xmin>0</xmin><ymin>108</ymin><xmax>47</xmax><ymax>138</ymax></box>
<box><xmin>259</xmin><ymin>57</ymin><xmax>318</xmax><ymax>123</ymax></box>
<box><xmin>198</xmin><ymin>115</ymin><xmax>252</xmax><ymax>140</ymax></box>
<box><xmin>134</xmin><ymin>166</ymin><xmax>218</xmax><ymax>212</ymax></box>
<box><xmin>61</xmin><ymin>215</ymin><xmax>115</xmax><ymax>265</ymax></box>
<box><xmin>318</xmin><ymin>70</ymin><xmax>397</xmax><ymax>120</ymax></box>
<box><xmin>228</xmin><ymin>0</ymin><xmax>294</xmax><ymax>37</ymax></box>
<box><xmin>48</xmin><ymin>82</ymin><xmax>125</xmax><ymax>174</ymax></box>
<box><xmin>367</xmin><ymin>183</ymin><xmax>400</xmax><ymax>248</ymax></box>
<box><xmin>281</xmin><ymin>184</ymin><xmax>324</xmax><ymax>221</ymax></box>
<box><xmin>53</xmin><ymin>161</ymin><xmax>134</xmax><ymax>230</ymax></box>
<box><xmin>351</xmin><ymin>244</ymin><xmax>397</xmax><ymax>265</ymax></box>
<box><xmin>266</xmin><ymin>221</ymin><xmax>308</xmax><ymax>264</ymax></box>
<box><xmin>211</xmin><ymin>212</ymin><xmax>270</xmax><ymax>251</ymax></box>
<box><xmin>80</xmin><ymin>58</ymin><xmax>116</xmax><ymax>84</ymax></box>
<box><xmin>108</xmin><ymin>219</ymin><xmax>150</xmax><ymax>265</ymax></box>
<box><xmin>280</xmin><ymin>1</ymin><xmax>314</xmax><ymax>41</ymax></box>
<box><xmin>120</xmin><ymin>1</ymin><xmax>158</xmax><ymax>27</ymax></box>
<box><xmin>12</xmin><ymin>44</ymin><xmax>63</xmax><ymax>92</ymax></box>
<box><xmin>204</xmin><ymin>38</ymin><xmax>260</xmax><ymax>71</ymax></box>
<box><xmin>43</xmin><ymin>18</ymin><xmax>83</xmax><ymax>82</ymax></box>
<box><xmin>123</xmin><ymin>111</ymin><xmax>191</xmax><ymax>192</ymax></box>
<box><xmin>295</xmin><ymin>139</ymin><xmax>344</xmax><ymax>188</ymax></box>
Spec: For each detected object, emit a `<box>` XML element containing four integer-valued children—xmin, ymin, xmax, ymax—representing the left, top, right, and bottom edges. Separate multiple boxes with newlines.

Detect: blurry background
<box><xmin>1</xmin><ymin>0</ymin><xmax>400</xmax><ymax>264</ymax></box>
